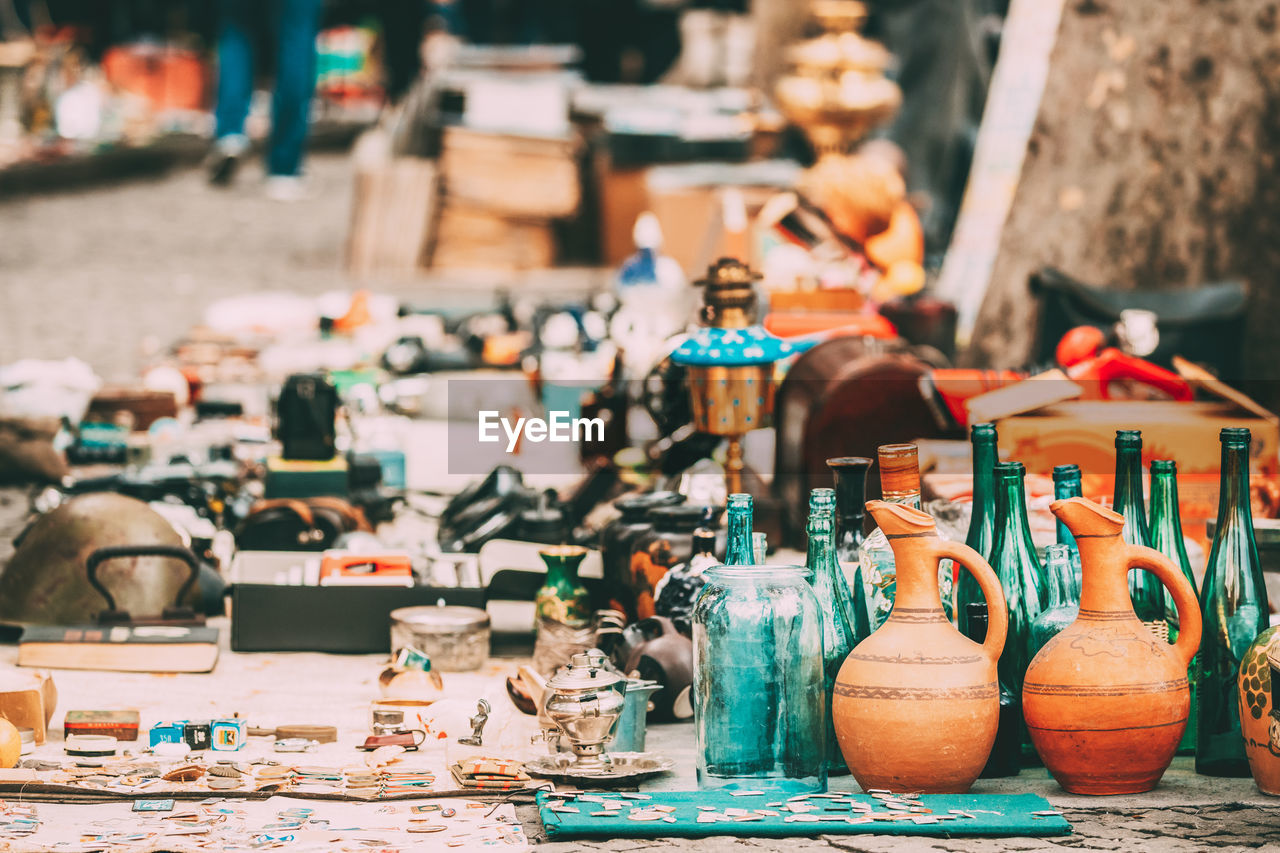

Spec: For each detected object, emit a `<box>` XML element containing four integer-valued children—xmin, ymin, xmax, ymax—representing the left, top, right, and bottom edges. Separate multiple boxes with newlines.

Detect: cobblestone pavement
<box><xmin>6</xmin><ymin>155</ymin><xmax>1280</xmax><ymax>850</ymax></box>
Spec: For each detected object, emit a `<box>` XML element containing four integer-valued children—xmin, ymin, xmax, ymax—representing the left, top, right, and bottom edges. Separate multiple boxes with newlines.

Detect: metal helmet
<box><xmin>0</xmin><ymin>493</ymin><xmax>190</xmax><ymax>624</ymax></box>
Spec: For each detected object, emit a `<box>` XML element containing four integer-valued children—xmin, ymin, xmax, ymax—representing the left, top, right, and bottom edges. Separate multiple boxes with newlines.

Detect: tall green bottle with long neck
<box><xmin>1149</xmin><ymin>459</ymin><xmax>1199</xmax><ymax>755</ymax></box>
<box><xmin>987</xmin><ymin>462</ymin><xmax>1046</xmax><ymax>711</ymax></box>
<box><xmin>725</xmin><ymin>493</ymin><xmax>754</xmax><ymax>566</ymax></box>
<box><xmin>1197</xmin><ymin>428</ymin><xmax>1270</xmax><ymax>776</ymax></box>
<box><xmin>1113</xmin><ymin>430</ymin><xmax>1166</xmax><ymax>631</ymax></box>
<box><xmin>956</xmin><ymin>423</ymin><xmax>998</xmax><ymax>639</ymax></box>
<box><xmin>806</xmin><ymin>488</ymin><xmax>857</xmax><ymax>775</ymax></box>
<box><xmin>1052</xmin><ymin>464</ymin><xmax>1083</xmax><ymax>578</ymax></box>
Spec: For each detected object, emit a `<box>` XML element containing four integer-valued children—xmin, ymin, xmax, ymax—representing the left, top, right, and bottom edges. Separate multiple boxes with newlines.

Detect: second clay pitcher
<box><xmin>1023</xmin><ymin>497</ymin><xmax>1201</xmax><ymax>795</ymax></box>
<box><xmin>832</xmin><ymin>501</ymin><xmax>1007</xmax><ymax>793</ymax></box>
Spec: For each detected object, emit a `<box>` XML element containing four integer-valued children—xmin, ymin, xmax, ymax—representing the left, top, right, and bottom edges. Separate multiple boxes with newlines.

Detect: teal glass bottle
<box><xmin>987</xmin><ymin>462</ymin><xmax>1046</xmax><ymax>718</ymax></box>
<box><xmin>1027</xmin><ymin>544</ymin><xmax>1079</xmax><ymax>661</ymax></box>
<box><xmin>956</xmin><ymin>423</ymin><xmax>998</xmax><ymax>638</ymax></box>
<box><xmin>725</xmin><ymin>493</ymin><xmax>754</xmax><ymax>566</ymax></box>
<box><xmin>1149</xmin><ymin>459</ymin><xmax>1199</xmax><ymax>755</ymax></box>
<box><xmin>828</xmin><ymin>456</ymin><xmax>873</xmax><ymax>642</ymax></box>
<box><xmin>805</xmin><ymin>488</ymin><xmax>857</xmax><ymax>775</ymax></box>
<box><xmin>1114</xmin><ymin>430</ymin><xmax>1167</xmax><ymax>632</ymax></box>
<box><xmin>965</xmin><ymin>601</ymin><xmax>1020</xmax><ymax>777</ymax></box>
<box><xmin>1052</xmin><ymin>464</ymin><xmax>1083</xmax><ymax>578</ymax></box>
<box><xmin>1197</xmin><ymin>428</ymin><xmax>1270</xmax><ymax>776</ymax></box>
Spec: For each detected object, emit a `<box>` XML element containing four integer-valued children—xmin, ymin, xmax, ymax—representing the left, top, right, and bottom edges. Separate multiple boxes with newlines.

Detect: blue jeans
<box><xmin>214</xmin><ymin>0</ymin><xmax>324</xmax><ymax>177</ymax></box>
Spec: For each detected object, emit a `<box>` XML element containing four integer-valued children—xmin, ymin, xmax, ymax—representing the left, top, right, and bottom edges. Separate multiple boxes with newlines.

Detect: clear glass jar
<box><xmin>693</xmin><ymin>564</ymin><xmax>826</xmax><ymax>793</ymax></box>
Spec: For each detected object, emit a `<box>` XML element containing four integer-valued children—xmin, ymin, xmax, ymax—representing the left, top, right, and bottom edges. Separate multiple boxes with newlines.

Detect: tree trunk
<box><xmin>966</xmin><ymin>0</ymin><xmax>1280</xmax><ymax>402</ymax></box>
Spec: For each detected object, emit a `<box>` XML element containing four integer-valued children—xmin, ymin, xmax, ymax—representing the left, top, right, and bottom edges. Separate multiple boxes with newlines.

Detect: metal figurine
<box><xmin>458</xmin><ymin>700</ymin><xmax>491</xmax><ymax>747</ymax></box>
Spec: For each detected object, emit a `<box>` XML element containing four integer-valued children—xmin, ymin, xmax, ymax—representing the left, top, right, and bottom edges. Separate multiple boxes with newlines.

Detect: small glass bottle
<box><xmin>1114</xmin><ymin>430</ymin><xmax>1167</xmax><ymax>633</ymax></box>
<box><xmin>752</xmin><ymin>532</ymin><xmax>768</xmax><ymax>565</ymax></box>
<box><xmin>827</xmin><ymin>456</ymin><xmax>873</xmax><ymax>641</ymax></box>
<box><xmin>858</xmin><ymin>444</ymin><xmax>925</xmax><ymax>629</ymax></box>
<box><xmin>725</xmin><ymin>493</ymin><xmax>754</xmax><ymax>566</ymax></box>
<box><xmin>1197</xmin><ymin>428</ymin><xmax>1270</xmax><ymax>777</ymax></box>
<box><xmin>1052</xmin><ymin>464</ymin><xmax>1083</xmax><ymax>578</ymax></box>
<box><xmin>966</xmin><ymin>601</ymin><xmax>1020</xmax><ymax>777</ymax></box>
<box><xmin>956</xmin><ymin>423</ymin><xmax>998</xmax><ymax>638</ymax></box>
<box><xmin>1027</xmin><ymin>544</ymin><xmax>1079</xmax><ymax>662</ymax></box>
<box><xmin>805</xmin><ymin>488</ymin><xmax>858</xmax><ymax>776</ymax></box>
<box><xmin>1149</xmin><ymin>459</ymin><xmax>1199</xmax><ymax>755</ymax></box>
<box><xmin>987</xmin><ymin>461</ymin><xmax>1047</xmax><ymax>707</ymax></box>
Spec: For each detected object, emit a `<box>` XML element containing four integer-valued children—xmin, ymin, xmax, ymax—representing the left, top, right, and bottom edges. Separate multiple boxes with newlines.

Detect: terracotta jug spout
<box><xmin>865</xmin><ymin>500</ymin><xmax>933</xmax><ymax>538</ymax></box>
<box><xmin>1049</xmin><ymin>496</ymin><xmax>1123</xmax><ymax>537</ymax></box>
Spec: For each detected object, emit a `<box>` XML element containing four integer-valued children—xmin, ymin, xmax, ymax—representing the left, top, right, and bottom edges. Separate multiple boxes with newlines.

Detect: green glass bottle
<box><xmin>1197</xmin><ymin>428</ymin><xmax>1270</xmax><ymax>777</ymax></box>
<box><xmin>806</xmin><ymin>488</ymin><xmax>857</xmax><ymax>776</ymax></box>
<box><xmin>725</xmin><ymin>493</ymin><xmax>754</xmax><ymax>566</ymax></box>
<box><xmin>828</xmin><ymin>456</ymin><xmax>873</xmax><ymax>642</ymax></box>
<box><xmin>956</xmin><ymin>423</ymin><xmax>998</xmax><ymax>639</ymax></box>
<box><xmin>1113</xmin><ymin>430</ymin><xmax>1166</xmax><ymax>631</ymax></box>
<box><xmin>987</xmin><ymin>462</ymin><xmax>1047</xmax><ymax>723</ymax></box>
<box><xmin>1149</xmin><ymin>459</ymin><xmax>1199</xmax><ymax>755</ymax></box>
<box><xmin>1027</xmin><ymin>544</ymin><xmax>1079</xmax><ymax>661</ymax></box>
<box><xmin>1052</xmin><ymin>464</ymin><xmax>1083</xmax><ymax>578</ymax></box>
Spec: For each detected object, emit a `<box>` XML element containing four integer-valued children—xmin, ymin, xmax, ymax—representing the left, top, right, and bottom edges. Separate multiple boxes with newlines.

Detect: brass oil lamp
<box><xmin>671</xmin><ymin>258</ymin><xmax>807</xmax><ymax>494</ymax></box>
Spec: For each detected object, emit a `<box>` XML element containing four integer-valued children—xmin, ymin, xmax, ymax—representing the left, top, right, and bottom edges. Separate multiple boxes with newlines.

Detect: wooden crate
<box><xmin>438</xmin><ymin>126</ymin><xmax>580</xmax><ymax>219</ymax></box>
<box><xmin>430</xmin><ymin>202</ymin><xmax>556</xmax><ymax>270</ymax></box>
<box><xmin>347</xmin><ymin>157</ymin><xmax>437</xmax><ymax>279</ymax></box>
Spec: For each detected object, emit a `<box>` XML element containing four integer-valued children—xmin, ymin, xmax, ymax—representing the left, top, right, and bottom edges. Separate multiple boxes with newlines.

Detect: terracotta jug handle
<box><xmin>1126</xmin><ymin>545</ymin><xmax>1202</xmax><ymax>668</ymax></box>
<box><xmin>933</xmin><ymin>540</ymin><xmax>1008</xmax><ymax>662</ymax></box>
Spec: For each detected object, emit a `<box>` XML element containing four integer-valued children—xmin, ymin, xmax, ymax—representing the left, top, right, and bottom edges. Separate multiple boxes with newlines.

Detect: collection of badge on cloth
<box><xmin>0</xmin><ymin>796</ymin><xmax>528</xmax><ymax>852</ymax></box>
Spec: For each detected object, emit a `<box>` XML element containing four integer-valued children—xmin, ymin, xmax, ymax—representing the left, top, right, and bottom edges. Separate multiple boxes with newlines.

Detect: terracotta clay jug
<box><xmin>1024</xmin><ymin>497</ymin><xmax>1201</xmax><ymax>795</ymax></box>
<box><xmin>832</xmin><ymin>501</ymin><xmax>1007</xmax><ymax>793</ymax></box>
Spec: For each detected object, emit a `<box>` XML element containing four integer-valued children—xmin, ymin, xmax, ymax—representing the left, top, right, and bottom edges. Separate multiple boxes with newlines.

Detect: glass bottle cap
<box><xmin>1052</xmin><ymin>463</ymin><xmax>1080</xmax><ymax>480</ymax></box>
<box><xmin>1221</xmin><ymin>427</ymin><xmax>1252</xmax><ymax>443</ymax></box>
<box><xmin>1150</xmin><ymin>459</ymin><xmax>1177</xmax><ymax>474</ymax></box>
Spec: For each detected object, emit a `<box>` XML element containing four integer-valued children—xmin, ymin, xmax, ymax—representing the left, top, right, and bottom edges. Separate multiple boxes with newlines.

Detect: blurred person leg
<box><xmin>379</xmin><ymin>0</ymin><xmax>427</xmax><ymax>104</ymax></box>
<box><xmin>265</xmin><ymin>0</ymin><xmax>324</xmax><ymax>199</ymax></box>
<box><xmin>210</xmin><ymin>0</ymin><xmax>258</xmax><ymax>185</ymax></box>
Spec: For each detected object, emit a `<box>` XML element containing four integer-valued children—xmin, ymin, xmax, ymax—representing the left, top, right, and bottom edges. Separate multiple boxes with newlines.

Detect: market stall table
<box><xmin>0</xmin><ymin>619</ymin><xmax>1274</xmax><ymax>850</ymax></box>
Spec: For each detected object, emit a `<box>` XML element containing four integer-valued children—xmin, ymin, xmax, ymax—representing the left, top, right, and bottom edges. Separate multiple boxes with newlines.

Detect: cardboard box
<box><xmin>996</xmin><ymin>400</ymin><xmax>1279</xmax><ymax>542</ymax></box>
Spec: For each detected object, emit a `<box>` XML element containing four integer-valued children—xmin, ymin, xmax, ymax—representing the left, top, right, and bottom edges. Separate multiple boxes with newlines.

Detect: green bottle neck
<box><xmin>1215</xmin><ymin>443</ymin><xmax>1254</xmax><ymax>532</ymax></box>
<box><xmin>1114</xmin><ymin>447</ymin><xmax>1152</xmax><ymax>546</ymax></box>
<box><xmin>1053</xmin><ymin>472</ymin><xmax>1081</xmax><ymax>547</ymax></box>
<box><xmin>1149</xmin><ymin>469</ymin><xmax>1192</xmax><ymax>572</ymax></box>
<box><xmin>966</xmin><ymin>435</ymin><xmax>998</xmax><ymax>553</ymax></box>
<box><xmin>806</xmin><ymin>513</ymin><xmax>838</xmax><ymax>579</ymax></box>
<box><xmin>725</xmin><ymin>502</ymin><xmax>754</xmax><ymax>565</ymax></box>
<box><xmin>993</xmin><ymin>474</ymin><xmax>1037</xmax><ymax>562</ymax></box>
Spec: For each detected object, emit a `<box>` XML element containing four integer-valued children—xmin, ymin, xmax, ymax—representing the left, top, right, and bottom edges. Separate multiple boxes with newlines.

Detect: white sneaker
<box><xmin>264</xmin><ymin>174</ymin><xmax>310</xmax><ymax>202</ymax></box>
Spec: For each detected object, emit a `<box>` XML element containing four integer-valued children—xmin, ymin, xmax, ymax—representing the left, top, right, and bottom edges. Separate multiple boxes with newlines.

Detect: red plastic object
<box><xmin>1066</xmin><ymin>349</ymin><xmax>1192</xmax><ymax>402</ymax></box>
<box><xmin>1056</xmin><ymin>326</ymin><xmax>1108</xmax><ymax>366</ymax></box>
<box><xmin>763</xmin><ymin>311</ymin><xmax>897</xmax><ymax>339</ymax></box>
